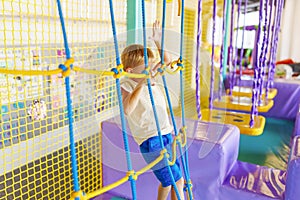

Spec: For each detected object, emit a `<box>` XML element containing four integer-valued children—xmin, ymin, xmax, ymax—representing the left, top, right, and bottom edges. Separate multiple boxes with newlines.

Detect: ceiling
<box><xmin>241</xmin><ymin>0</ymin><xmax>286</xmax><ymax>13</ymax></box>
<box><xmin>241</xmin><ymin>0</ymin><xmax>261</xmax><ymax>13</ymax></box>
<box><xmin>201</xmin><ymin>0</ymin><xmax>284</xmax><ymax>17</ymax></box>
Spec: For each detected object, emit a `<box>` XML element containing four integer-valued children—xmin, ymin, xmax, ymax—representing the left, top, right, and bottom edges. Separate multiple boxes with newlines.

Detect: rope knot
<box><xmin>70</xmin><ymin>190</ymin><xmax>87</xmax><ymax>200</ymax></box>
<box><xmin>142</xmin><ymin>69</ymin><xmax>149</xmax><ymax>75</ymax></box>
<box><xmin>160</xmin><ymin>148</ymin><xmax>169</xmax><ymax>158</ymax></box>
<box><xmin>59</xmin><ymin>58</ymin><xmax>74</xmax><ymax>77</ymax></box>
<box><xmin>184</xmin><ymin>180</ymin><xmax>193</xmax><ymax>191</ymax></box>
<box><xmin>175</xmin><ymin>134</ymin><xmax>182</xmax><ymax>143</ymax></box>
<box><xmin>180</xmin><ymin>126</ymin><xmax>187</xmax><ymax>134</ymax></box>
<box><xmin>180</xmin><ymin>126</ymin><xmax>187</xmax><ymax>146</ymax></box>
<box><xmin>126</xmin><ymin>170</ymin><xmax>138</xmax><ymax>181</ymax></box>
<box><xmin>111</xmin><ymin>64</ymin><xmax>124</xmax><ymax>79</ymax></box>
<box><xmin>177</xmin><ymin>59</ymin><xmax>184</xmax><ymax>69</ymax></box>
<box><xmin>157</xmin><ymin>68</ymin><xmax>164</xmax><ymax>73</ymax></box>
<box><xmin>170</xmin><ymin>58</ymin><xmax>184</xmax><ymax>71</ymax></box>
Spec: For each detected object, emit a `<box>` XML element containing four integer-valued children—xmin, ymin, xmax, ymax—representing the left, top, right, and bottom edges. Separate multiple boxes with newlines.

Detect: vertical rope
<box><xmin>263</xmin><ymin>0</ymin><xmax>273</xmax><ymax>98</ymax></box>
<box><xmin>227</xmin><ymin>0</ymin><xmax>235</xmax><ymax>96</ymax></box>
<box><xmin>195</xmin><ymin>0</ymin><xmax>203</xmax><ymax>119</ymax></box>
<box><xmin>160</xmin><ymin>0</ymin><xmax>167</xmax><ymax>65</ymax></box>
<box><xmin>142</xmin><ymin>0</ymin><xmax>180</xmax><ymax>198</ymax></box>
<box><xmin>179</xmin><ymin>0</ymin><xmax>185</xmax><ymax>127</ymax></box>
<box><xmin>141</xmin><ymin>0</ymin><xmax>149</xmax><ymax>69</ymax></box>
<box><xmin>177</xmin><ymin>1</ymin><xmax>193</xmax><ymax>198</ymax></box>
<box><xmin>141</xmin><ymin>0</ymin><xmax>163</xmax><ymax>148</ymax></box>
<box><xmin>180</xmin><ymin>1</ymin><xmax>193</xmax><ymax>194</ymax></box>
<box><xmin>209</xmin><ymin>0</ymin><xmax>217</xmax><ymax>109</ymax></box>
<box><xmin>109</xmin><ymin>0</ymin><xmax>121</xmax><ymax>65</ymax></box>
<box><xmin>222</xmin><ymin>0</ymin><xmax>233</xmax><ymax>80</ymax></box>
<box><xmin>266</xmin><ymin>0</ymin><xmax>281</xmax><ymax>98</ymax></box>
<box><xmin>115</xmin><ymin>79</ymin><xmax>137</xmax><ymax>200</ymax></box>
<box><xmin>258</xmin><ymin>0</ymin><xmax>269</xmax><ymax>104</ymax></box>
<box><xmin>250</xmin><ymin>0</ymin><xmax>264</xmax><ymax>127</ymax></box>
<box><xmin>56</xmin><ymin>0</ymin><xmax>80</xmax><ymax>193</ymax></box>
<box><xmin>219</xmin><ymin>0</ymin><xmax>227</xmax><ymax>99</ymax></box>
<box><xmin>109</xmin><ymin>0</ymin><xmax>137</xmax><ymax>199</ymax></box>
<box><xmin>238</xmin><ymin>0</ymin><xmax>248</xmax><ymax>86</ymax></box>
<box><xmin>270</xmin><ymin>0</ymin><xmax>284</xmax><ymax>87</ymax></box>
<box><xmin>232</xmin><ymin>0</ymin><xmax>242</xmax><ymax>93</ymax></box>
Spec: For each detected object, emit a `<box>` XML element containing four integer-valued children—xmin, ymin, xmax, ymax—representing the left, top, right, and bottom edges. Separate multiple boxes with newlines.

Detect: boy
<box><xmin>120</xmin><ymin>20</ymin><xmax>185</xmax><ymax>200</ymax></box>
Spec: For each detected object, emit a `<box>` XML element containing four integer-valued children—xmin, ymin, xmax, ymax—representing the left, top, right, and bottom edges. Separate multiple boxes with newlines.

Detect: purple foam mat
<box><xmin>285</xmin><ymin>136</ymin><xmax>300</xmax><ymax>200</ymax></box>
<box><xmin>293</xmin><ymin>112</ymin><xmax>300</xmax><ymax>137</ymax></box>
<box><xmin>92</xmin><ymin>192</ymin><xmax>128</xmax><ymax>200</ymax></box>
<box><xmin>224</xmin><ymin>161</ymin><xmax>286</xmax><ymax>199</ymax></box>
<box><xmin>100</xmin><ymin>117</ymin><xmax>298</xmax><ymax>200</ymax></box>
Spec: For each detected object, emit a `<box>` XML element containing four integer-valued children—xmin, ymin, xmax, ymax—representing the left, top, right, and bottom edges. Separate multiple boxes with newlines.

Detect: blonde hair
<box><xmin>121</xmin><ymin>44</ymin><xmax>155</xmax><ymax>70</ymax></box>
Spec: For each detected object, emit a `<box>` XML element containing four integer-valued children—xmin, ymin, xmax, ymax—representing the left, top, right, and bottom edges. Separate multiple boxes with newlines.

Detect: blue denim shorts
<box><xmin>139</xmin><ymin>133</ymin><xmax>182</xmax><ymax>187</ymax></box>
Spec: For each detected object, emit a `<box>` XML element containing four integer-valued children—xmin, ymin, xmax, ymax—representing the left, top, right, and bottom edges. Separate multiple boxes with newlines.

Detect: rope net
<box><xmin>0</xmin><ymin>0</ymin><xmax>211</xmax><ymax>199</ymax></box>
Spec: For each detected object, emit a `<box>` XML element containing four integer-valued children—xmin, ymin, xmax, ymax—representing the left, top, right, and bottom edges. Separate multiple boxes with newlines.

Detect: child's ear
<box><xmin>125</xmin><ymin>67</ymin><xmax>133</xmax><ymax>73</ymax></box>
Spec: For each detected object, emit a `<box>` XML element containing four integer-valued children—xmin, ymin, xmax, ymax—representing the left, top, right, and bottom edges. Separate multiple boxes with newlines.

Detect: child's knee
<box><xmin>176</xmin><ymin>177</ymin><xmax>184</xmax><ymax>187</ymax></box>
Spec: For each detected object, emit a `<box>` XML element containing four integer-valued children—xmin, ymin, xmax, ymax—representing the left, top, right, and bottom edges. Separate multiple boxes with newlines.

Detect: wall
<box><xmin>278</xmin><ymin>0</ymin><xmax>300</xmax><ymax>62</ymax></box>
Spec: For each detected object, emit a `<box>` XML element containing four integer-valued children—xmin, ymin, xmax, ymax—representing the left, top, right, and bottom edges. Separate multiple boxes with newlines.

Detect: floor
<box><xmin>238</xmin><ymin>117</ymin><xmax>295</xmax><ymax>170</ymax></box>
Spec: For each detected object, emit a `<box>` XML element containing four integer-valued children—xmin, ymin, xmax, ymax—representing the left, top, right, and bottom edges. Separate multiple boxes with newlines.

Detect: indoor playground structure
<box><xmin>1</xmin><ymin>0</ymin><xmax>300</xmax><ymax>200</ymax></box>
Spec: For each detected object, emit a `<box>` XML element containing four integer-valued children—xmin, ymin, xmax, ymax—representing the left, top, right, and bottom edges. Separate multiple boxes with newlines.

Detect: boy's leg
<box><xmin>171</xmin><ymin>177</ymin><xmax>185</xmax><ymax>200</ymax></box>
<box><xmin>157</xmin><ymin>184</ymin><xmax>171</xmax><ymax>200</ymax></box>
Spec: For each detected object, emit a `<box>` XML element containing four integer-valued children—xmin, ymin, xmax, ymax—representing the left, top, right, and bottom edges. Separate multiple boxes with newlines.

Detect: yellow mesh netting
<box><xmin>0</xmin><ymin>1</ymin><xmax>126</xmax><ymax>199</ymax></box>
<box><xmin>0</xmin><ymin>0</ymin><xmax>216</xmax><ymax>199</ymax></box>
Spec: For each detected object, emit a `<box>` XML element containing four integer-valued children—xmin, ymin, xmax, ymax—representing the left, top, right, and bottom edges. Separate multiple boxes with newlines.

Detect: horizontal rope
<box><xmin>86</xmin><ymin>130</ymin><xmax>187</xmax><ymax>199</ymax></box>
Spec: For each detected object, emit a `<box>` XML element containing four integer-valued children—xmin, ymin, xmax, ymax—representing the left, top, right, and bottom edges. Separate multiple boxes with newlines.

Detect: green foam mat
<box><xmin>238</xmin><ymin>117</ymin><xmax>294</xmax><ymax>170</ymax></box>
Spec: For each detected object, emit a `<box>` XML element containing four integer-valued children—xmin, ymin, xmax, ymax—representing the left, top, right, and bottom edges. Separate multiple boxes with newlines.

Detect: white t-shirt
<box><xmin>120</xmin><ymin>78</ymin><xmax>173</xmax><ymax>145</ymax></box>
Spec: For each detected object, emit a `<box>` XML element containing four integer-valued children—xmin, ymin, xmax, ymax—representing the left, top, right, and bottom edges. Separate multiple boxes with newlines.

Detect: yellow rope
<box><xmin>0</xmin><ymin>68</ymin><xmax>63</xmax><ymax>76</ymax></box>
<box><xmin>0</xmin><ymin>58</ymin><xmax>74</xmax><ymax>77</ymax></box>
<box><xmin>180</xmin><ymin>126</ymin><xmax>187</xmax><ymax>147</ymax></box>
<box><xmin>86</xmin><ymin>176</ymin><xmax>129</xmax><ymax>199</ymax></box>
<box><xmin>168</xmin><ymin>136</ymin><xmax>179</xmax><ymax>165</ymax></box>
<box><xmin>177</xmin><ymin>0</ymin><xmax>181</xmax><ymax>16</ymax></box>
<box><xmin>60</xmin><ymin>58</ymin><xmax>74</xmax><ymax>77</ymax></box>
<box><xmin>185</xmin><ymin>179</ymin><xmax>194</xmax><ymax>200</ymax></box>
<box><xmin>87</xmin><ymin>153</ymin><xmax>165</xmax><ymax>199</ymax></box>
<box><xmin>0</xmin><ymin>64</ymin><xmax>180</xmax><ymax>78</ymax></box>
<box><xmin>165</xmin><ymin>66</ymin><xmax>182</xmax><ymax>74</ymax></box>
<box><xmin>85</xmin><ymin>129</ymin><xmax>188</xmax><ymax>199</ymax></box>
<box><xmin>0</xmin><ymin>57</ymin><xmax>189</xmax><ymax>198</ymax></box>
<box><xmin>126</xmin><ymin>170</ymin><xmax>138</xmax><ymax>181</ymax></box>
<box><xmin>136</xmin><ymin>153</ymin><xmax>165</xmax><ymax>176</ymax></box>
<box><xmin>73</xmin><ymin>66</ymin><xmax>115</xmax><ymax>76</ymax></box>
<box><xmin>70</xmin><ymin>190</ymin><xmax>87</xmax><ymax>200</ymax></box>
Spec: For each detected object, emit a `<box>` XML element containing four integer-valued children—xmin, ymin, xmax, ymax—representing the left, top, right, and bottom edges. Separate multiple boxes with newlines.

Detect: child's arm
<box><xmin>152</xmin><ymin>20</ymin><xmax>171</xmax><ymax>71</ymax></box>
<box><xmin>121</xmin><ymin>79</ymin><xmax>146</xmax><ymax>115</ymax></box>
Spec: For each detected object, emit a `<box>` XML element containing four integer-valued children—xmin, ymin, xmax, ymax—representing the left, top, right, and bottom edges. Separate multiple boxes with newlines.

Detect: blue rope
<box><xmin>141</xmin><ymin>0</ymin><xmax>164</xmax><ymax>148</ymax></box>
<box><xmin>115</xmin><ymin>78</ymin><xmax>137</xmax><ymax>199</ymax></box>
<box><xmin>109</xmin><ymin>0</ymin><xmax>137</xmax><ymax>199</ymax></box>
<box><xmin>179</xmin><ymin>1</ymin><xmax>185</xmax><ymax>62</ymax></box>
<box><xmin>162</xmin><ymin>75</ymin><xmax>188</xmax><ymax>197</ymax></box>
<box><xmin>56</xmin><ymin>0</ymin><xmax>80</xmax><ymax>195</ymax></box>
<box><xmin>109</xmin><ymin>0</ymin><xmax>121</xmax><ymax>65</ymax></box>
<box><xmin>56</xmin><ymin>0</ymin><xmax>70</xmax><ymax>59</ymax></box>
<box><xmin>180</xmin><ymin>69</ymin><xmax>193</xmax><ymax>199</ymax></box>
<box><xmin>161</xmin><ymin>73</ymin><xmax>178</xmax><ymax>136</ymax></box>
<box><xmin>160</xmin><ymin>0</ymin><xmax>167</xmax><ymax>65</ymax></box>
<box><xmin>141</xmin><ymin>0</ymin><xmax>180</xmax><ymax>198</ymax></box>
<box><xmin>178</xmin><ymin>0</ymin><xmax>193</xmax><ymax>199</ymax></box>
<box><xmin>158</xmin><ymin>0</ymin><xmax>193</xmax><ymax>198</ymax></box>
<box><xmin>141</xmin><ymin>0</ymin><xmax>149</xmax><ymax>69</ymax></box>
